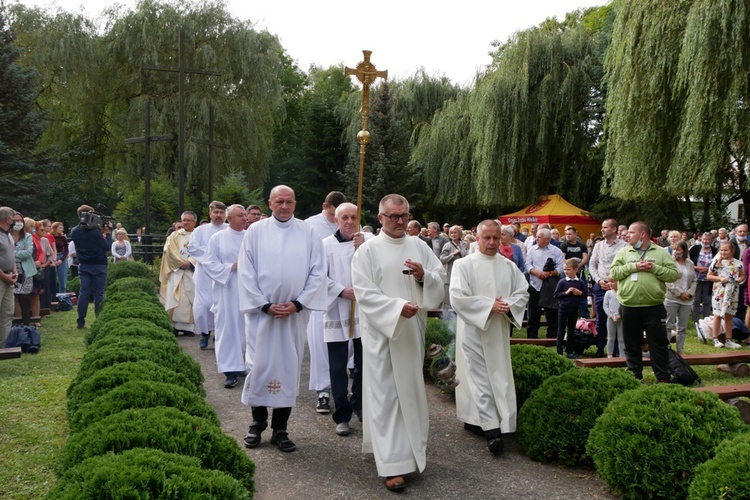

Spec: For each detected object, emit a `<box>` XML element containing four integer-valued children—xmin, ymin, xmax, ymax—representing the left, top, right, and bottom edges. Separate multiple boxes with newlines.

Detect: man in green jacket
<box><xmin>610</xmin><ymin>222</ymin><xmax>679</xmax><ymax>381</ymax></box>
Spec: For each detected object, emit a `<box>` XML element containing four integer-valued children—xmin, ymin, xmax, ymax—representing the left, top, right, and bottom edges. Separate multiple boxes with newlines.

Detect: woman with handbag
<box><xmin>12</xmin><ymin>214</ymin><xmax>37</xmax><ymax>326</ymax></box>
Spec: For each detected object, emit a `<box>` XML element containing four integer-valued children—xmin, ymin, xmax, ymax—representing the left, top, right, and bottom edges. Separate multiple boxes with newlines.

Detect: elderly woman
<box><xmin>440</xmin><ymin>225</ymin><xmax>469</xmax><ymax>316</ymax></box>
<box><xmin>111</xmin><ymin>228</ymin><xmax>133</xmax><ymax>262</ymax></box>
<box><xmin>666</xmin><ymin>230</ymin><xmax>680</xmax><ymax>254</ymax></box>
<box><xmin>51</xmin><ymin>221</ymin><xmax>68</xmax><ymax>294</ymax></box>
<box><xmin>12</xmin><ymin>213</ymin><xmax>37</xmax><ymax>326</ymax></box>
<box><xmin>665</xmin><ymin>240</ymin><xmax>697</xmax><ymax>354</ymax></box>
<box><xmin>499</xmin><ymin>225</ymin><xmax>526</xmax><ymax>272</ymax></box>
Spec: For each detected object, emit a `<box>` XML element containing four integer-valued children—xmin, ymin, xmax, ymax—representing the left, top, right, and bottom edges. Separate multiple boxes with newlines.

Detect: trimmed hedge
<box><xmin>425</xmin><ymin>318</ymin><xmax>453</xmax><ymax>348</ymax></box>
<box><xmin>67</xmin><ymin>360</ymin><xmax>204</xmax><ymax>418</ymax></box>
<box><xmin>100</xmin><ymin>290</ymin><xmax>163</xmax><ymax>311</ymax></box>
<box><xmin>106</xmin><ymin>276</ymin><xmax>157</xmax><ymax>296</ymax></box>
<box><xmin>88</xmin><ymin>299</ymin><xmax>172</xmax><ymax>341</ymax></box>
<box><xmin>510</xmin><ymin>344</ymin><xmax>576</xmax><ymax>409</ymax></box>
<box><xmin>70</xmin><ymin>380</ymin><xmax>220</xmax><ymax>432</ymax></box>
<box><xmin>70</xmin><ymin>339</ymin><xmax>203</xmax><ymax>393</ymax></box>
<box><xmin>517</xmin><ymin>367</ymin><xmax>641</xmax><ymax>465</ymax></box>
<box><xmin>83</xmin><ymin>318</ymin><xmax>175</xmax><ymax>347</ymax></box>
<box><xmin>57</xmin><ymin>407</ymin><xmax>255</xmax><ymax>493</ymax></box>
<box><xmin>106</xmin><ymin>260</ymin><xmax>152</xmax><ymax>285</ymax></box>
<box><xmin>689</xmin><ymin>432</ymin><xmax>750</xmax><ymax>499</ymax></box>
<box><xmin>587</xmin><ymin>384</ymin><xmax>746</xmax><ymax>499</ymax></box>
<box><xmin>47</xmin><ymin>448</ymin><xmax>251</xmax><ymax>499</ymax></box>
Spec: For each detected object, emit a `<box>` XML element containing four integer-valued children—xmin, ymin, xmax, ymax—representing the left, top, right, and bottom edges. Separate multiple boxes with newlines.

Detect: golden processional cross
<box><xmin>345</xmin><ymin>50</ymin><xmax>387</xmax><ymax>337</ymax></box>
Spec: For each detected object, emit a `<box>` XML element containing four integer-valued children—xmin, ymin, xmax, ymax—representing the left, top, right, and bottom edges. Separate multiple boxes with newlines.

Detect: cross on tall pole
<box><xmin>141</xmin><ymin>29</ymin><xmax>221</xmax><ymax>213</ymax></box>
<box><xmin>344</xmin><ymin>50</ymin><xmax>387</xmax><ymax>337</ymax></box>
<box><xmin>124</xmin><ymin>101</ymin><xmax>175</xmax><ymax>262</ymax></box>
<box><xmin>192</xmin><ymin>106</ymin><xmax>230</xmax><ymax>203</ymax></box>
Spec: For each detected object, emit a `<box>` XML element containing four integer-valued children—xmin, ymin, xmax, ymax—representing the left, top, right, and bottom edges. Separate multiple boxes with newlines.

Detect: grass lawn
<box><xmin>0</xmin><ymin>309</ymin><xmax>87</xmax><ymax>499</ymax></box>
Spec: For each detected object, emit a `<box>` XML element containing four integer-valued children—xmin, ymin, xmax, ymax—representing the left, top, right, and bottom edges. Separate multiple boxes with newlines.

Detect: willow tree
<box><xmin>601</xmin><ymin>0</ymin><xmax>694</xmax><ymax>200</ymax></box>
<box><xmin>672</xmin><ymin>0</ymin><xmax>750</xmax><ymax>211</ymax></box>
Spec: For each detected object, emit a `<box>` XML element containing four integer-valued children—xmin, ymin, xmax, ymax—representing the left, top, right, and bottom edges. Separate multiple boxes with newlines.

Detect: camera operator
<box><xmin>71</xmin><ymin>205</ymin><xmax>111</xmax><ymax>329</ymax></box>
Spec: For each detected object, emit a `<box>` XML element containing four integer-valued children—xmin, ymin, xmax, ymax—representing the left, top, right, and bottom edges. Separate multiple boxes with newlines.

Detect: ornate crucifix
<box><xmin>344</xmin><ymin>50</ymin><xmax>387</xmax><ymax>336</ymax></box>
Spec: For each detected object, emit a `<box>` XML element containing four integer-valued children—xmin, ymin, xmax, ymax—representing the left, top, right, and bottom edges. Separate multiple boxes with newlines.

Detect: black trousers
<box><xmin>621</xmin><ymin>304</ymin><xmax>670</xmax><ymax>381</ymax></box>
<box><xmin>557</xmin><ymin>308</ymin><xmax>577</xmax><ymax>355</ymax></box>
<box><xmin>527</xmin><ymin>288</ymin><xmax>558</xmax><ymax>339</ymax></box>
<box><xmin>327</xmin><ymin>338</ymin><xmax>362</xmax><ymax>424</ymax></box>
<box><xmin>251</xmin><ymin>406</ymin><xmax>292</xmax><ymax>431</ymax></box>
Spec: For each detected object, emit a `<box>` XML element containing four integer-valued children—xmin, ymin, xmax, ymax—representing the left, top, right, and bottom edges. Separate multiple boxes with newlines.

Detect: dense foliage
<box><xmin>510</xmin><ymin>344</ymin><xmax>576</xmax><ymax>409</ymax></box>
<box><xmin>106</xmin><ymin>276</ymin><xmax>157</xmax><ymax>296</ymax></box>
<box><xmin>88</xmin><ymin>299</ymin><xmax>173</xmax><ymax>340</ymax></box>
<box><xmin>689</xmin><ymin>432</ymin><xmax>750</xmax><ymax>499</ymax></box>
<box><xmin>105</xmin><ymin>260</ymin><xmax>153</xmax><ymax>286</ymax></box>
<box><xmin>587</xmin><ymin>384</ymin><xmax>747</xmax><ymax>499</ymax></box>
<box><xmin>83</xmin><ymin>318</ymin><xmax>175</xmax><ymax>346</ymax></box>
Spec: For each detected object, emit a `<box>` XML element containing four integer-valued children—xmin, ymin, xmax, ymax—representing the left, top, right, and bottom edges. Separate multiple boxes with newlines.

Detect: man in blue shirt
<box><xmin>70</xmin><ymin>205</ymin><xmax>111</xmax><ymax>329</ymax></box>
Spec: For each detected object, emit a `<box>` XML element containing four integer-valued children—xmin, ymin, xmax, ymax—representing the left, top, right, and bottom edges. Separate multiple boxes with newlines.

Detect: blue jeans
<box><xmin>77</xmin><ymin>264</ymin><xmax>107</xmax><ymax>327</ymax></box>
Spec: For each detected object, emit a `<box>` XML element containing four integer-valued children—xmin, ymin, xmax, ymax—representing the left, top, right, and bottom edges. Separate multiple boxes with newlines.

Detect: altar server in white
<box><xmin>238</xmin><ymin>185</ymin><xmax>327</xmax><ymax>453</ymax></box>
<box><xmin>450</xmin><ymin>220</ymin><xmax>529</xmax><ymax>453</ymax></box>
<box><xmin>304</xmin><ymin>191</ymin><xmax>347</xmax><ymax>413</ymax></box>
<box><xmin>322</xmin><ymin>202</ymin><xmax>371</xmax><ymax>437</ymax></box>
<box><xmin>351</xmin><ymin>194</ymin><xmax>446</xmax><ymax>492</ymax></box>
<box><xmin>188</xmin><ymin>201</ymin><xmax>227</xmax><ymax>349</ymax></box>
<box><xmin>202</xmin><ymin>204</ymin><xmax>247</xmax><ymax>389</ymax></box>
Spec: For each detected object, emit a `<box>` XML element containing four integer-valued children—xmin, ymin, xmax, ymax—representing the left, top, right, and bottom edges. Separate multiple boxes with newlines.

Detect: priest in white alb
<box><xmin>202</xmin><ymin>204</ymin><xmax>247</xmax><ymax>389</ymax></box>
<box><xmin>351</xmin><ymin>194</ymin><xmax>446</xmax><ymax>492</ymax></box>
<box><xmin>238</xmin><ymin>185</ymin><xmax>326</xmax><ymax>453</ymax></box>
<box><xmin>188</xmin><ymin>201</ymin><xmax>227</xmax><ymax>349</ymax></box>
<box><xmin>450</xmin><ymin>219</ymin><xmax>529</xmax><ymax>454</ymax></box>
<box><xmin>304</xmin><ymin>190</ymin><xmax>347</xmax><ymax>414</ymax></box>
<box><xmin>159</xmin><ymin>211</ymin><xmax>197</xmax><ymax>335</ymax></box>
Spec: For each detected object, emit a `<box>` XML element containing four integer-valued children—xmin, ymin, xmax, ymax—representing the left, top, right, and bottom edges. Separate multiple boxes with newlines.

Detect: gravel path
<box><xmin>176</xmin><ymin>335</ymin><xmax>616</xmax><ymax>499</ymax></box>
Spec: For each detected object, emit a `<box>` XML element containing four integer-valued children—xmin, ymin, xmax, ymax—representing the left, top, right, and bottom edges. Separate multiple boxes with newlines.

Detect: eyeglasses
<box><xmin>381</xmin><ymin>213</ymin><xmax>412</xmax><ymax>223</ymax></box>
<box><xmin>249</xmin><ymin>212</ymin><xmax>262</xmax><ymax>217</ymax></box>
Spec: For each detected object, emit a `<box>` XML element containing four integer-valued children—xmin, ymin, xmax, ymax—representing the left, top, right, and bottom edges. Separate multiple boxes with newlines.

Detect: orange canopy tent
<box><xmin>498</xmin><ymin>195</ymin><xmax>601</xmax><ymax>240</ymax></box>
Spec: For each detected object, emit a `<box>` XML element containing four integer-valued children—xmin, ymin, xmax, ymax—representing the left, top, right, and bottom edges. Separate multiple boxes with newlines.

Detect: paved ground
<box><xmin>177</xmin><ymin>335</ymin><xmax>616</xmax><ymax>499</ymax></box>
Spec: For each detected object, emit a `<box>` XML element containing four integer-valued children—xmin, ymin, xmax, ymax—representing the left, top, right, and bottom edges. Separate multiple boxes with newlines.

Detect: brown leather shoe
<box><xmin>384</xmin><ymin>475</ymin><xmax>405</xmax><ymax>491</ymax></box>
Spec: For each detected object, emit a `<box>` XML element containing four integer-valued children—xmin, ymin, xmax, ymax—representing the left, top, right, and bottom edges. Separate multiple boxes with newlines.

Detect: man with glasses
<box><xmin>352</xmin><ymin>194</ymin><xmax>445</xmax><ymax>492</ymax></box>
<box><xmin>305</xmin><ymin>191</ymin><xmax>347</xmax><ymax>414</ymax></box>
<box><xmin>589</xmin><ymin>218</ymin><xmax>628</xmax><ymax>357</ymax></box>
<box><xmin>159</xmin><ymin>211</ymin><xmax>198</xmax><ymax>335</ymax></box>
<box><xmin>0</xmin><ymin>207</ymin><xmax>18</xmax><ymax>344</ymax></box>
<box><xmin>246</xmin><ymin>205</ymin><xmax>263</xmax><ymax>228</ymax></box>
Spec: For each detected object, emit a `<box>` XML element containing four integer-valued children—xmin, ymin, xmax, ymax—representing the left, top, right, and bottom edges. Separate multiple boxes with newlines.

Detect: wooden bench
<box><xmin>0</xmin><ymin>347</ymin><xmax>22</xmax><ymax>360</ymax></box>
<box><xmin>575</xmin><ymin>352</ymin><xmax>750</xmax><ymax>368</ymax></box>
<box><xmin>510</xmin><ymin>338</ymin><xmax>557</xmax><ymax>346</ymax></box>
<box><xmin>695</xmin><ymin>384</ymin><xmax>750</xmax><ymax>400</ymax></box>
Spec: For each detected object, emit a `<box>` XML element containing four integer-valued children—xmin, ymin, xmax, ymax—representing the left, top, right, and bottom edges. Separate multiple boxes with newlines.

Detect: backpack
<box><xmin>5</xmin><ymin>326</ymin><xmax>42</xmax><ymax>354</ymax></box>
<box><xmin>56</xmin><ymin>294</ymin><xmax>73</xmax><ymax>312</ymax></box>
<box><xmin>666</xmin><ymin>348</ymin><xmax>700</xmax><ymax>386</ymax></box>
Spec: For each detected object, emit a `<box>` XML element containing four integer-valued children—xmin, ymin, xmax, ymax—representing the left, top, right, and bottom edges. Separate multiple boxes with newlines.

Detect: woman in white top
<box><xmin>664</xmin><ymin>240</ymin><xmax>697</xmax><ymax>354</ymax></box>
<box><xmin>111</xmin><ymin>229</ymin><xmax>133</xmax><ymax>262</ymax></box>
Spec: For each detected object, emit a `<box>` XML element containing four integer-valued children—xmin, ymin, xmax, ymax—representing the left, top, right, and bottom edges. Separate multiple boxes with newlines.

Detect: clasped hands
<box><xmin>268</xmin><ymin>302</ymin><xmax>298</xmax><ymax>319</ymax></box>
<box><xmin>635</xmin><ymin>261</ymin><xmax>653</xmax><ymax>272</ymax></box>
<box><xmin>491</xmin><ymin>296</ymin><xmax>509</xmax><ymax>315</ymax></box>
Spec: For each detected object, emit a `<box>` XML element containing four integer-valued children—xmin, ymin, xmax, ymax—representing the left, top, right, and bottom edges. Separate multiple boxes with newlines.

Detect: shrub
<box><xmin>100</xmin><ymin>290</ymin><xmax>162</xmax><ymax>312</ymax></box>
<box><xmin>83</xmin><ymin>318</ymin><xmax>175</xmax><ymax>346</ymax></box>
<box><xmin>586</xmin><ymin>384</ymin><xmax>747</xmax><ymax>499</ymax></box>
<box><xmin>70</xmin><ymin>339</ymin><xmax>203</xmax><ymax>393</ymax></box>
<box><xmin>106</xmin><ymin>276</ymin><xmax>157</xmax><ymax>296</ymax></box>
<box><xmin>69</xmin><ymin>380</ymin><xmax>219</xmax><ymax>432</ymax></box>
<box><xmin>47</xmin><ymin>448</ymin><xmax>251</xmax><ymax>499</ymax></box>
<box><xmin>67</xmin><ymin>360</ymin><xmax>204</xmax><ymax>418</ymax></box>
<box><xmin>106</xmin><ymin>260</ymin><xmax>152</xmax><ymax>286</ymax></box>
<box><xmin>68</xmin><ymin>276</ymin><xmax>80</xmax><ymax>294</ymax></box>
<box><xmin>510</xmin><ymin>344</ymin><xmax>576</xmax><ymax>409</ymax></box>
<box><xmin>57</xmin><ymin>407</ymin><xmax>255</xmax><ymax>493</ymax></box>
<box><xmin>425</xmin><ymin>318</ymin><xmax>453</xmax><ymax>349</ymax></box>
<box><xmin>689</xmin><ymin>432</ymin><xmax>750</xmax><ymax>499</ymax></box>
<box><xmin>87</xmin><ymin>299</ymin><xmax>172</xmax><ymax>341</ymax></box>
<box><xmin>517</xmin><ymin>367</ymin><xmax>641</xmax><ymax>465</ymax></box>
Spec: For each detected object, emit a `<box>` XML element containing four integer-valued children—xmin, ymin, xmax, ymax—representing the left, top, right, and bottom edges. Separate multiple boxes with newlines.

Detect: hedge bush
<box><xmin>87</xmin><ymin>299</ymin><xmax>172</xmax><ymax>341</ymax></box>
<box><xmin>57</xmin><ymin>407</ymin><xmax>255</xmax><ymax>493</ymax></box>
<box><xmin>100</xmin><ymin>290</ymin><xmax>163</xmax><ymax>311</ymax></box>
<box><xmin>68</xmin><ymin>276</ymin><xmax>80</xmax><ymax>294</ymax></box>
<box><xmin>47</xmin><ymin>448</ymin><xmax>251</xmax><ymax>499</ymax></box>
<box><xmin>517</xmin><ymin>367</ymin><xmax>641</xmax><ymax>465</ymax></box>
<box><xmin>425</xmin><ymin>318</ymin><xmax>453</xmax><ymax>348</ymax></box>
<box><xmin>70</xmin><ymin>340</ymin><xmax>203</xmax><ymax>393</ymax></box>
<box><xmin>587</xmin><ymin>384</ymin><xmax>747</xmax><ymax>499</ymax></box>
<box><xmin>67</xmin><ymin>360</ymin><xmax>203</xmax><ymax>418</ymax></box>
<box><xmin>510</xmin><ymin>344</ymin><xmax>576</xmax><ymax>409</ymax></box>
<box><xmin>83</xmin><ymin>318</ymin><xmax>175</xmax><ymax>347</ymax></box>
<box><xmin>106</xmin><ymin>260</ymin><xmax>152</xmax><ymax>286</ymax></box>
<box><xmin>689</xmin><ymin>432</ymin><xmax>750</xmax><ymax>499</ymax></box>
<box><xmin>106</xmin><ymin>276</ymin><xmax>157</xmax><ymax>296</ymax></box>
<box><xmin>69</xmin><ymin>380</ymin><xmax>220</xmax><ymax>432</ymax></box>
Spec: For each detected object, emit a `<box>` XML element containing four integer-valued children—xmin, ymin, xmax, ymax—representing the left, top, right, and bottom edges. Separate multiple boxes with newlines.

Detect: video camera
<box><xmin>80</xmin><ymin>204</ymin><xmax>114</xmax><ymax>231</ymax></box>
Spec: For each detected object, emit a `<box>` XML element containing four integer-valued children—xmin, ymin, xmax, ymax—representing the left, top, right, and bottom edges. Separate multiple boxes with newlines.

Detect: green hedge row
<box><xmin>84</xmin><ymin>318</ymin><xmax>175</xmax><ymax>347</ymax></box>
<box><xmin>87</xmin><ymin>299</ymin><xmax>173</xmax><ymax>341</ymax></box>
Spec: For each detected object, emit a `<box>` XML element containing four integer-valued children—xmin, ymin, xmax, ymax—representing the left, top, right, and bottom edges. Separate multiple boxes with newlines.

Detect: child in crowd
<box><xmin>603</xmin><ymin>279</ymin><xmax>624</xmax><ymax>358</ymax></box>
<box><xmin>707</xmin><ymin>242</ymin><xmax>746</xmax><ymax>349</ymax></box>
<box><xmin>553</xmin><ymin>258</ymin><xmax>588</xmax><ymax>358</ymax></box>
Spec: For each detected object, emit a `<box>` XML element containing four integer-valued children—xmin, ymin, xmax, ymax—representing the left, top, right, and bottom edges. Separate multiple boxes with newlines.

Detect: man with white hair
<box><xmin>427</xmin><ymin>221</ymin><xmax>449</xmax><ymax>258</ymax></box>
<box><xmin>203</xmin><ymin>205</ymin><xmax>248</xmax><ymax>388</ymax></box>
<box><xmin>525</xmin><ymin>228</ymin><xmax>564</xmax><ymax>339</ymax></box>
<box><xmin>189</xmin><ymin>201</ymin><xmax>227</xmax><ymax>349</ymax></box>
<box><xmin>451</xmin><ymin>220</ymin><xmax>529</xmax><ymax>454</ymax></box>
<box><xmin>0</xmin><ymin>207</ymin><xmax>18</xmax><ymax>345</ymax></box>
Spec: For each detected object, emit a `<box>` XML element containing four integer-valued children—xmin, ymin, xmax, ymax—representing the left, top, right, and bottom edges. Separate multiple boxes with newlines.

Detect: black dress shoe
<box><xmin>487</xmin><ymin>436</ymin><xmax>504</xmax><ymax>454</ymax></box>
<box><xmin>271</xmin><ymin>429</ymin><xmax>296</xmax><ymax>452</ymax></box>
<box><xmin>463</xmin><ymin>423</ymin><xmax>484</xmax><ymax>436</ymax></box>
<box><xmin>243</xmin><ymin>421</ymin><xmax>268</xmax><ymax>448</ymax></box>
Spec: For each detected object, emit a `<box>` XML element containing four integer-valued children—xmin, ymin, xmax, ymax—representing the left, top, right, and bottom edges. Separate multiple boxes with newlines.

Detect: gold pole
<box><xmin>345</xmin><ymin>50</ymin><xmax>387</xmax><ymax>337</ymax></box>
